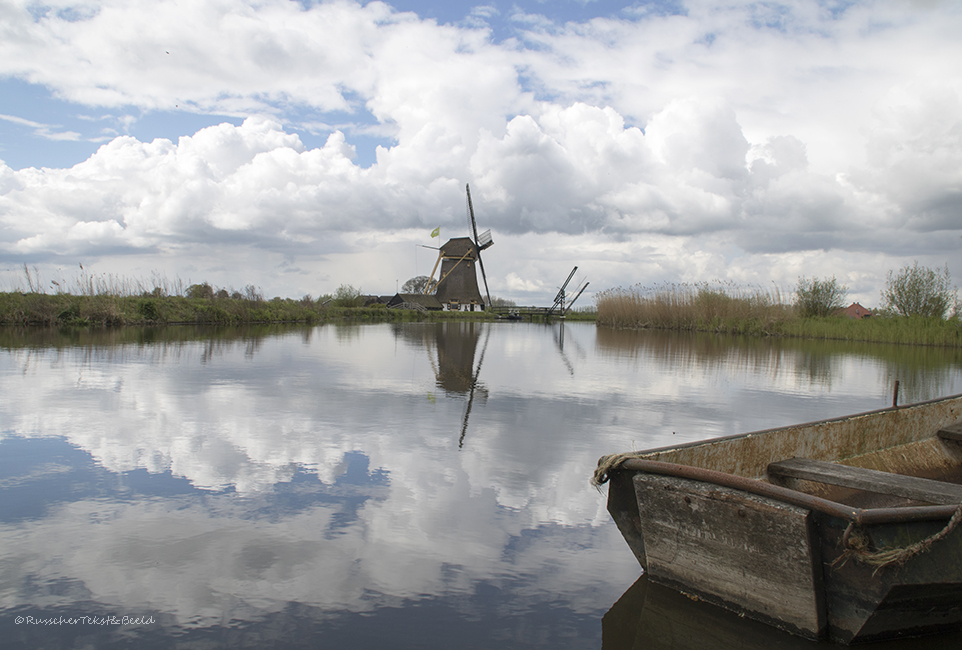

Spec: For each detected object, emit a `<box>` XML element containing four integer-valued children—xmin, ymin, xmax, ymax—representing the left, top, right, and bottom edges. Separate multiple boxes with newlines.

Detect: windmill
<box><xmin>424</xmin><ymin>184</ymin><xmax>494</xmax><ymax>310</ymax></box>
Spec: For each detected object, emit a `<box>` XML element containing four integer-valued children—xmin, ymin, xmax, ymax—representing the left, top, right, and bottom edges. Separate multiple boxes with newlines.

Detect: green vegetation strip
<box><xmin>0</xmin><ymin>292</ymin><xmax>596</xmax><ymax>327</ymax></box>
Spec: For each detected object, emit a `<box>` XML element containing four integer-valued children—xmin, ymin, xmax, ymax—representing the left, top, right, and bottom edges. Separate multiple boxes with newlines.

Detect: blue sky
<box><xmin>1</xmin><ymin>0</ymin><xmax>960</xmax><ymax>306</ymax></box>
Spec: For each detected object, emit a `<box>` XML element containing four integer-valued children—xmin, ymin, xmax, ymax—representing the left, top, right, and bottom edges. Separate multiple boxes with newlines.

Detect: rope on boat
<box><xmin>592</xmin><ymin>452</ymin><xmax>645</xmax><ymax>488</ymax></box>
<box><xmin>837</xmin><ymin>502</ymin><xmax>962</xmax><ymax>570</ymax></box>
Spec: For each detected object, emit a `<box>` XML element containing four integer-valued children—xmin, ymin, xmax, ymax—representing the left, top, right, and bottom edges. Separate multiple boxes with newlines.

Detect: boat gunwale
<box><xmin>618</xmin><ymin>457</ymin><xmax>960</xmax><ymax>525</ymax></box>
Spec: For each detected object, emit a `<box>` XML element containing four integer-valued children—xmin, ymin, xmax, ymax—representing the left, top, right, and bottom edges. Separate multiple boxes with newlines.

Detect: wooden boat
<box><xmin>595</xmin><ymin>393</ymin><xmax>962</xmax><ymax>644</ymax></box>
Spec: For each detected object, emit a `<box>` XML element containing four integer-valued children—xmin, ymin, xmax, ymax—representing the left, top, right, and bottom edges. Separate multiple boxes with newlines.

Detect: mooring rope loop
<box><xmin>592</xmin><ymin>452</ymin><xmax>646</xmax><ymax>488</ymax></box>
<box><xmin>836</xmin><ymin>502</ymin><xmax>962</xmax><ymax>570</ymax></box>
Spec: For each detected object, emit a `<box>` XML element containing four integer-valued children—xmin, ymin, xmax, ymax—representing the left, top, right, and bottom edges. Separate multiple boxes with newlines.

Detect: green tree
<box><xmin>881</xmin><ymin>262</ymin><xmax>957</xmax><ymax>318</ymax></box>
<box><xmin>794</xmin><ymin>276</ymin><xmax>847</xmax><ymax>317</ymax></box>
<box><xmin>401</xmin><ymin>275</ymin><xmax>432</xmax><ymax>294</ymax></box>
<box><xmin>333</xmin><ymin>284</ymin><xmax>364</xmax><ymax>307</ymax></box>
<box><xmin>186</xmin><ymin>282</ymin><xmax>215</xmax><ymax>300</ymax></box>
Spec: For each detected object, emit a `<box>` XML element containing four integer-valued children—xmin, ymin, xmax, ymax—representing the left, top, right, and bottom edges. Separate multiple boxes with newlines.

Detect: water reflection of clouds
<box><xmin>0</xmin><ymin>435</ymin><xmax>633</xmax><ymax>628</ymax></box>
<box><xmin>4</xmin><ymin>324</ymin><xmax>961</xmax><ymax>494</ymax></box>
<box><xmin>1</xmin><ymin>324</ymin><xmax>636</xmax><ymax>629</ymax></box>
<box><xmin>2</xmin><ymin>322</ymin><xmax>961</xmax><ymax>637</ymax></box>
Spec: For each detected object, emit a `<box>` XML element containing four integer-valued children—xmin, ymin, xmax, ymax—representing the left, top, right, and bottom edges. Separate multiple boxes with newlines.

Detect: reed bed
<box><xmin>596</xmin><ymin>282</ymin><xmax>962</xmax><ymax>347</ymax></box>
<box><xmin>595</xmin><ymin>281</ymin><xmax>791</xmax><ymax>334</ymax></box>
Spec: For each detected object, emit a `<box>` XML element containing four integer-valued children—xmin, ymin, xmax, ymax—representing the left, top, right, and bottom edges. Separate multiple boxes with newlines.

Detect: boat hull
<box><xmin>626</xmin><ymin>471</ymin><xmax>962</xmax><ymax>643</ymax></box>
<box><xmin>632</xmin><ymin>472</ymin><xmax>826</xmax><ymax>639</ymax></box>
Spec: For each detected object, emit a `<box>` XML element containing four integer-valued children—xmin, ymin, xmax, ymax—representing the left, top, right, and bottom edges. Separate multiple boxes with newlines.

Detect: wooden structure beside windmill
<box><xmin>424</xmin><ymin>184</ymin><xmax>494</xmax><ymax>310</ymax></box>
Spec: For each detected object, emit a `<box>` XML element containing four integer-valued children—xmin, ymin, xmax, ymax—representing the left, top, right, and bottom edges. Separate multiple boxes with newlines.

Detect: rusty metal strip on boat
<box><xmin>619</xmin><ymin>458</ymin><xmax>960</xmax><ymax>525</ymax></box>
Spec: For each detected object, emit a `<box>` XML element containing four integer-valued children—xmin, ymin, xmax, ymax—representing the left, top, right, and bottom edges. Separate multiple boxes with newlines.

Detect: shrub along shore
<box><xmin>595</xmin><ymin>282</ymin><xmax>962</xmax><ymax>348</ymax></box>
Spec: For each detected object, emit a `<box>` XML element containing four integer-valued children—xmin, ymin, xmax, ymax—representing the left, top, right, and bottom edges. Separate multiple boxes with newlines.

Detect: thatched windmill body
<box><xmin>425</xmin><ymin>184</ymin><xmax>493</xmax><ymax>310</ymax></box>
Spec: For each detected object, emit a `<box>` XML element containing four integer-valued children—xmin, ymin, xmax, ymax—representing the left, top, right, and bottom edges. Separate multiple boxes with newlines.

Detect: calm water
<box><xmin>2</xmin><ymin>322</ymin><xmax>962</xmax><ymax>649</ymax></box>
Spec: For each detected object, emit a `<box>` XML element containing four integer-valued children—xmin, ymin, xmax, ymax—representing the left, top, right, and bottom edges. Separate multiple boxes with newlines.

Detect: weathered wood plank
<box><xmin>606</xmin><ymin>469</ymin><xmax>648</xmax><ymax>570</ymax></box>
<box><xmin>633</xmin><ymin>473</ymin><xmax>825</xmax><ymax>639</ymax></box>
<box><xmin>768</xmin><ymin>458</ymin><xmax>962</xmax><ymax>505</ymax></box>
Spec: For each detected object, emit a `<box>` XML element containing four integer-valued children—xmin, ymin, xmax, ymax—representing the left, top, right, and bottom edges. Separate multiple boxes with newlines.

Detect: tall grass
<box><xmin>15</xmin><ymin>263</ymin><xmax>186</xmax><ymax>298</ymax></box>
<box><xmin>596</xmin><ymin>281</ymin><xmax>791</xmax><ymax>333</ymax></box>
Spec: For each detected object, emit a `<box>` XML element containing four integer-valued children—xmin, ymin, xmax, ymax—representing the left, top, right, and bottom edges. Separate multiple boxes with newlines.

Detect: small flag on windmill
<box><xmin>430</xmin><ymin>226</ymin><xmax>440</xmax><ymax>238</ymax></box>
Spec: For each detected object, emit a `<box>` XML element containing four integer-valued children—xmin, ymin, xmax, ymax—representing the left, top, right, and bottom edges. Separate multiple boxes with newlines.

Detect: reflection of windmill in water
<box><xmin>424</xmin><ymin>184</ymin><xmax>493</xmax><ymax>310</ymax></box>
<box><xmin>417</xmin><ymin>322</ymin><xmax>492</xmax><ymax>448</ymax></box>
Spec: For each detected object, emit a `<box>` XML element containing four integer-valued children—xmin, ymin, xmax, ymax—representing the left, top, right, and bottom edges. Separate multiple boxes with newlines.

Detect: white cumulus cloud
<box><xmin>0</xmin><ymin>0</ymin><xmax>959</xmax><ymax>304</ymax></box>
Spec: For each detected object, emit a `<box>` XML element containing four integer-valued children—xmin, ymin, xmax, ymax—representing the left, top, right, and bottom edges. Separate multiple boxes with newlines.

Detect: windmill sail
<box><xmin>465</xmin><ymin>184</ymin><xmax>492</xmax><ymax>306</ymax></box>
<box><xmin>477</xmin><ymin>229</ymin><xmax>493</xmax><ymax>250</ymax></box>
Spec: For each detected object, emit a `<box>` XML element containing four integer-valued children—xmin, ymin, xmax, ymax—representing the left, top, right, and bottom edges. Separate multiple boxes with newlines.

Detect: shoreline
<box><xmin>2</xmin><ymin>291</ymin><xmax>959</xmax><ymax>348</ymax></box>
<box><xmin>0</xmin><ymin>291</ymin><xmax>597</xmax><ymax>328</ymax></box>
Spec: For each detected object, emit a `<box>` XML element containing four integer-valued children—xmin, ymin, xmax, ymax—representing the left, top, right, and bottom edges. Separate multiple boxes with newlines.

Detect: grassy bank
<box><xmin>0</xmin><ymin>291</ymin><xmax>585</xmax><ymax>327</ymax></box>
<box><xmin>596</xmin><ymin>283</ymin><xmax>962</xmax><ymax>347</ymax></box>
<box><xmin>775</xmin><ymin>315</ymin><xmax>962</xmax><ymax>347</ymax></box>
<box><xmin>0</xmin><ymin>291</ymin><xmax>319</xmax><ymax>326</ymax></box>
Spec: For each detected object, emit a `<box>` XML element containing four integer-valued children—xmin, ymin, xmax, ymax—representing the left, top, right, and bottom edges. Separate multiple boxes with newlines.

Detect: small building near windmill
<box><xmin>362</xmin><ymin>295</ymin><xmax>395</xmax><ymax>307</ymax></box>
<box><xmin>840</xmin><ymin>302</ymin><xmax>872</xmax><ymax>320</ymax></box>
<box><xmin>387</xmin><ymin>293</ymin><xmax>443</xmax><ymax>311</ymax></box>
